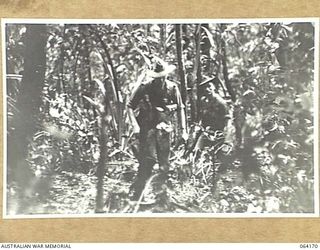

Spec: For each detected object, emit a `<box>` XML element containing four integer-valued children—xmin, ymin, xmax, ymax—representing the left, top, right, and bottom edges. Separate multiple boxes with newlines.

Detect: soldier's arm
<box><xmin>127</xmin><ymin>84</ymin><xmax>146</xmax><ymax>134</ymax></box>
<box><xmin>212</xmin><ymin>92</ymin><xmax>231</xmax><ymax>131</ymax></box>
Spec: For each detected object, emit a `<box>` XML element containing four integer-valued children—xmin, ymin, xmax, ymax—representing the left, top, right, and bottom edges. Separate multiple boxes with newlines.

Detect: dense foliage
<box><xmin>5</xmin><ymin>21</ymin><xmax>315</xmax><ymax>214</ymax></box>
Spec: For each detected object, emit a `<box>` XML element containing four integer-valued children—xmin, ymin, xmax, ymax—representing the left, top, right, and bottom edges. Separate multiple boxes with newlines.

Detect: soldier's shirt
<box><xmin>200</xmin><ymin>92</ymin><xmax>228</xmax><ymax>131</ymax></box>
<box><xmin>128</xmin><ymin>78</ymin><xmax>181</xmax><ymax>130</ymax></box>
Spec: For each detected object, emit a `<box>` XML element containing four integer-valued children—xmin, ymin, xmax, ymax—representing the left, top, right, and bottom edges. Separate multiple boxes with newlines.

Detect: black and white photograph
<box><xmin>2</xmin><ymin>19</ymin><xmax>319</xmax><ymax>217</ymax></box>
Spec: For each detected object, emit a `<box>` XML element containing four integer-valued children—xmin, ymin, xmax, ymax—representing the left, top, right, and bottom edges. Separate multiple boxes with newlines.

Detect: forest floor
<box><xmin>7</xmin><ymin>162</ymin><xmax>252</xmax><ymax>215</ymax></box>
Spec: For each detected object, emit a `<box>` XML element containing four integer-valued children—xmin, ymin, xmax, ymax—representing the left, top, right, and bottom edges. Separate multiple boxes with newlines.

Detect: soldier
<box><xmin>127</xmin><ymin>56</ymin><xmax>187</xmax><ymax>201</ymax></box>
<box><xmin>193</xmin><ymin>77</ymin><xmax>231</xmax><ymax>165</ymax></box>
<box><xmin>199</xmin><ymin>77</ymin><xmax>229</xmax><ymax>136</ymax></box>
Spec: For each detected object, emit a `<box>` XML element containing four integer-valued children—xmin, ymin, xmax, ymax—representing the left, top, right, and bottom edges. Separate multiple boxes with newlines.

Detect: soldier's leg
<box><xmin>156</xmin><ymin>128</ymin><xmax>170</xmax><ymax>172</ymax></box>
<box><xmin>130</xmin><ymin>128</ymin><xmax>157</xmax><ymax>200</ymax></box>
<box><xmin>153</xmin><ymin>128</ymin><xmax>171</xmax><ymax>196</ymax></box>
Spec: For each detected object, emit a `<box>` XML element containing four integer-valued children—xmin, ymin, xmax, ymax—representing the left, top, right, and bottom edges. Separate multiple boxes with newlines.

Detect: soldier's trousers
<box><xmin>131</xmin><ymin>127</ymin><xmax>170</xmax><ymax>200</ymax></box>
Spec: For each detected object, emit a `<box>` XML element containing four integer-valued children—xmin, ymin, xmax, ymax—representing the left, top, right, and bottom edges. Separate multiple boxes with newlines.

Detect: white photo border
<box><xmin>2</xmin><ymin>18</ymin><xmax>319</xmax><ymax>219</ymax></box>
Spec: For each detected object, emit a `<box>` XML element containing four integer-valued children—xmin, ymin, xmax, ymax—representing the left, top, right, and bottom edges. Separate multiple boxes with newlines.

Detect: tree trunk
<box><xmin>220</xmin><ymin>24</ymin><xmax>242</xmax><ymax>149</ymax></box>
<box><xmin>58</xmin><ymin>25</ymin><xmax>66</xmax><ymax>94</ymax></box>
<box><xmin>88</xmin><ymin>25</ymin><xmax>122</xmax><ymax>144</ymax></box>
<box><xmin>200</xmin><ymin>24</ymin><xmax>211</xmax><ymax>73</ymax></box>
<box><xmin>220</xmin><ymin>25</ymin><xmax>236</xmax><ymax>102</ymax></box>
<box><xmin>7</xmin><ymin>24</ymin><xmax>47</xmax><ymax>213</ymax></box>
<box><xmin>193</xmin><ymin>25</ymin><xmax>202</xmax><ymax>121</ymax></box>
<box><xmin>95</xmin><ymin>112</ymin><xmax>107</xmax><ymax>213</ymax></box>
<box><xmin>160</xmin><ymin>24</ymin><xmax>166</xmax><ymax>56</ymax></box>
<box><xmin>82</xmin><ymin>25</ymin><xmax>92</xmax><ymax>111</ymax></box>
<box><xmin>175</xmin><ymin>24</ymin><xmax>188</xmax><ymax>108</ymax></box>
